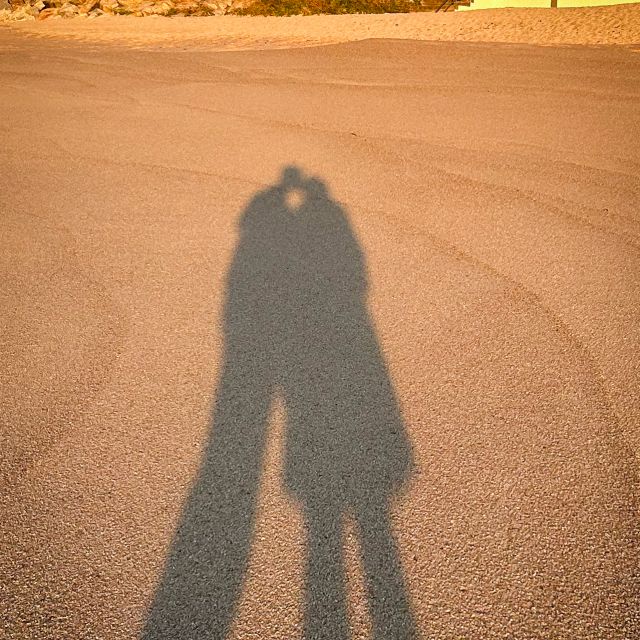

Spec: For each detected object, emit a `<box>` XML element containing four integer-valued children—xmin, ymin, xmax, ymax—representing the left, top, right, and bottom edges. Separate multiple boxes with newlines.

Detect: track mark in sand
<box><xmin>358</xmin><ymin>199</ymin><xmax>640</xmax><ymax>487</ymax></box>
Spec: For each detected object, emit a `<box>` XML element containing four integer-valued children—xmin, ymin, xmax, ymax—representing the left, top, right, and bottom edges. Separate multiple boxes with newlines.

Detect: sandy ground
<box><xmin>1</xmin><ymin>22</ymin><xmax>639</xmax><ymax>640</ymax></box>
<box><xmin>2</xmin><ymin>4</ymin><xmax>640</xmax><ymax>49</ymax></box>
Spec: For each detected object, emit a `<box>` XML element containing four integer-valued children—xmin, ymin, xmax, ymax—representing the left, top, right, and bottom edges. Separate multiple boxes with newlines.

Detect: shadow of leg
<box><xmin>354</xmin><ymin>500</ymin><xmax>417</xmax><ymax>640</ymax></box>
<box><xmin>142</xmin><ymin>356</ymin><xmax>272</xmax><ymax>640</ymax></box>
<box><xmin>303</xmin><ymin>501</ymin><xmax>349</xmax><ymax>640</ymax></box>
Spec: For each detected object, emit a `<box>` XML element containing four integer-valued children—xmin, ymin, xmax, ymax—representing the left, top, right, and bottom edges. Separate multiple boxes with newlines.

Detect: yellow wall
<box><xmin>458</xmin><ymin>0</ymin><xmax>638</xmax><ymax>10</ymax></box>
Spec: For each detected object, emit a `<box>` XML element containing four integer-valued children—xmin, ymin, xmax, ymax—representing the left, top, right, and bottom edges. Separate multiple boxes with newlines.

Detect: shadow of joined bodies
<box><xmin>142</xmin><ymin>166</ymin><xmax>416</xmax><ymax>640</ymax></box>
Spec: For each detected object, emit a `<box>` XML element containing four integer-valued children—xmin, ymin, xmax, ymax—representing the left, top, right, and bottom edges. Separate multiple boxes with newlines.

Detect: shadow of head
<box><xmin>277</xmin><ymin>165</ymin><xmax>328</xmax><ymax>212</ymax></box>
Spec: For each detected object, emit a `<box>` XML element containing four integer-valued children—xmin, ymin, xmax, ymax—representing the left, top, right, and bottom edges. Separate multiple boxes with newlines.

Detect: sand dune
<box><xmin>2</xmin><ymin>4</ymin><xmax>640</xmax><ymax>49</ymax></box>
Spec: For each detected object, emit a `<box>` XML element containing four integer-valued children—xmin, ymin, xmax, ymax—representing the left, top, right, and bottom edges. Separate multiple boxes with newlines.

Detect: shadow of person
<box><xmin>142</xmin><ymin>166</ymin><xmax>416</xmax><ymax>640</ymax></box>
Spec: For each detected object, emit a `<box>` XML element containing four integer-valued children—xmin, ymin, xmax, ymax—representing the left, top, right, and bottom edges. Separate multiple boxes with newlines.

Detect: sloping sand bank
<box><xmin>2</xmin><ymin>4</ymin><xmax>639</xmax><ymax>49</ymax></box>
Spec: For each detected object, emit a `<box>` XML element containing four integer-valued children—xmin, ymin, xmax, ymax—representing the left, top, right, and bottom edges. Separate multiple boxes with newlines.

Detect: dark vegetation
<box><xmin>233</xmin><ymin>0</ymin><xmax>439</xmax><ymax>16</ymax></box>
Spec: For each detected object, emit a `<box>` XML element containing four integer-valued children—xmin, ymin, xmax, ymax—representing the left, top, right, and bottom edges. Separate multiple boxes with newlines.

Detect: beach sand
<box><xmin>2</xmin><ymin>4</ymin><xmax>640</xmax><ymax>49</ymax></box>
<box><xmin>1</xmin><ymin>10</ymin><xmax>639</xmax><ymax>640</ymax></box>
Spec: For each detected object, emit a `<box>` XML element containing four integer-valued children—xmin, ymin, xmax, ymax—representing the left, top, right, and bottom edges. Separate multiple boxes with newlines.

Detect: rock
<box><xmin>135</xmin><ymin>0</ymin><xmax>174</xmax><ymax>14</ymax></box>
<box><xmin>78</xmin><ymin>0</ymin><xmax>99</xmax><ymax>12</ymax></box>
<box><xmin>99</xmin><ymin>0</ymin><xmax>118</xmax><ymax>12</ymax></box>
<box><xmin>5</xmin><ymin>5</ymin><xmax>37</xmax><ymax>18</ymax></box>
<box><xmin>58</xmin><ymin>0</ymin><xmax>78</xmax><ymax>14</ymax></box>
<box><xmin>176</xmin><ymin>0</ymin><xmax>199</xmax><ymax>13</ymax></box>
<box><xmin>37</xmin><ymin>6</ymin><xmax>58</xmax><ymax>16</ymax></box>
<box><xmin>0</xmin><ymin>0</ymin><xmax>248</xmax><ymax>19</ymax></box>
<box><xmin>198</xmin><ymin>0</ymin><xmax>221</xmax><ymax>13</ymax></box>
